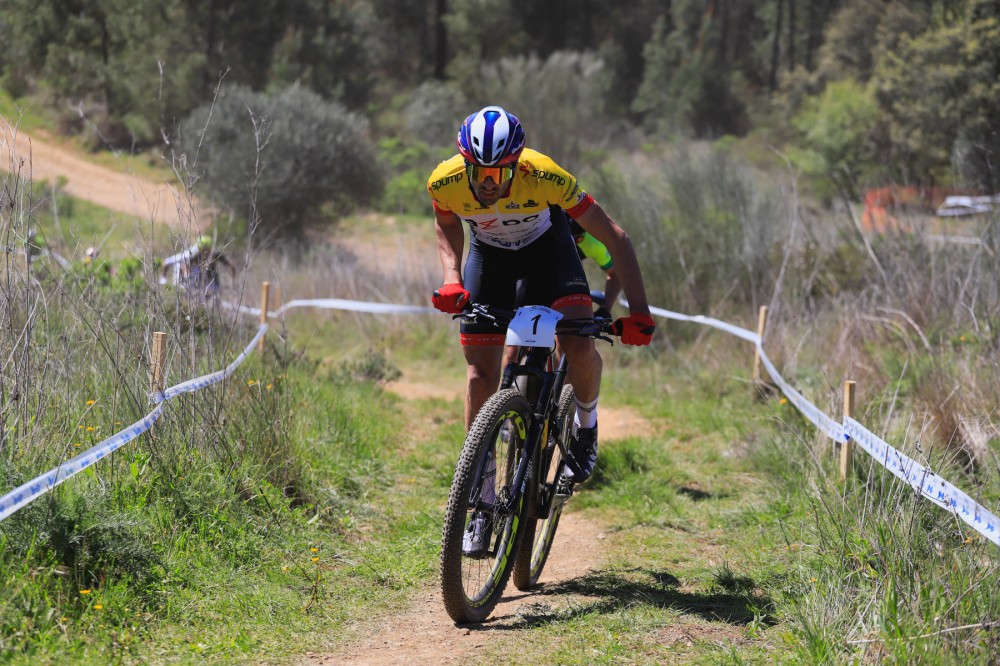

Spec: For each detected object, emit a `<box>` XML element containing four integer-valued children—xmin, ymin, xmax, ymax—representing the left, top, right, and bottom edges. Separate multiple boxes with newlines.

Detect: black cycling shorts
<box><xmin>460</xmin><ymin>209</ymin><xmax>590</xmax><ymax>345</ymax></box>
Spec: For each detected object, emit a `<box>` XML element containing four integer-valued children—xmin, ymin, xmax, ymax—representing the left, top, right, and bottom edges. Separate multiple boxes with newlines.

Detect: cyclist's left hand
<box><xmin>611</xmin><ymin>313</ymin><xmax>656</xmax><ymax>346</ymax></box>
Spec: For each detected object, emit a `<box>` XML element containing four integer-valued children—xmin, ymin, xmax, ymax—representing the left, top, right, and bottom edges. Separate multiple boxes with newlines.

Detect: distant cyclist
<box><xmin>161</xmin><ymin>235</ymin><xmax>236</xmax><ymax>298</ymax></box>
<box><xmin>427</xmin><ymin>105</ymin><xmax>655</xmax><ymax>490</ymax></box>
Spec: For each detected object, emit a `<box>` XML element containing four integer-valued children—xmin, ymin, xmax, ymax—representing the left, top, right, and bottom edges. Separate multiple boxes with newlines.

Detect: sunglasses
<box><xmin>466</xmin><ymin>163</ymin><xmax>515</xmax><ymax>186</ymax></box>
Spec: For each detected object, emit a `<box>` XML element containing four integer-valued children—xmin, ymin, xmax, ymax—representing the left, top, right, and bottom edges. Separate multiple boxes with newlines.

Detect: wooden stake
<box><xmin>841</xmin><ymin>380</ymin><xmax>856</xmax><ymax>480</ymax></box>
<box><xmin>151</xmin><ymin>332</ymin><xmax>167</xmax><ymax>395</ymax></box>
<box><xmin>259</xmin><ymin>282</ymin><xmax>270</xmax><ymax>350</ymax></box>
<box><xmin>752</xmin><ymin>305</ymin><xmax>769</xmax><ymax>386</ymax></box>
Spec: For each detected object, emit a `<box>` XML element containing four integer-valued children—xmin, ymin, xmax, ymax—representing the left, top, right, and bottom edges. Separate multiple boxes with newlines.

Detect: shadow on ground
<box><xmin>469</xmin><ymin>567</ymin><xmax>776</xmax><ymax>631</ymax></box>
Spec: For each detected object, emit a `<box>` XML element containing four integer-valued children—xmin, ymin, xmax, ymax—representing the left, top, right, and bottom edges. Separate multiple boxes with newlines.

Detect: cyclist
<box><xmin>428</xmin><ymin>105</ymin><xmax>655</xmax><ymax>493</ymax></box>
<box><xmin>501</xmin><ymin>209</ymin><xmax>621</xmax><ymax>368</ymax></box>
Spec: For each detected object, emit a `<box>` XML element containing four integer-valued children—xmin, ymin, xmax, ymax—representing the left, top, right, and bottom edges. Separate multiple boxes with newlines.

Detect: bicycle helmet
<box><xmin>457</xmin><ymin>106</ymin><xmax>525</xmax><ymax>166</ymax></box>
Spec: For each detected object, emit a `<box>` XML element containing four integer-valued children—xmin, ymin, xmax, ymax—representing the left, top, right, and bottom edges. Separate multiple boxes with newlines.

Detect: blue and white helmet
<box><xmin>457</xmin><ymin>106</ymin><xmax>525</xmax><ymax>166</ymax></box>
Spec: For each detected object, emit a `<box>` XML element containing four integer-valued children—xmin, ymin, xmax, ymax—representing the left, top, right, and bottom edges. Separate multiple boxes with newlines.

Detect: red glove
<box><xmin>611</xmin><ymin>313</ymin><xmax>656</xmax><ymax>346</ymax></box>
<box><xmin>431</xmin><ymin>283</ymin><xmax>470</xmax><ymax>314</ymax></box>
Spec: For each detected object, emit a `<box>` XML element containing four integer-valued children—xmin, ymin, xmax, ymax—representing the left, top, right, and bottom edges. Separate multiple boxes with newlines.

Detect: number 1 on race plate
<box><xmin>505</xmin><ymin>305</ymin><xmax>563</xmax><ymax>348</ymax></box>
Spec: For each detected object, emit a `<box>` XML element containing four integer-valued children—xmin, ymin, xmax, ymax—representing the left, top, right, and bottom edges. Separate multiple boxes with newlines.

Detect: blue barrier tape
<box><xmin>161</xmin><ymin>324</ymin><xmax>267</xmax><ymax>401</ymax></box>
<box><xmin>0</xmin><ymin>324</ymin><xmax>268</xmax><ymax>522</ymax></box>
<box><xmin>220</xmin><ymin>298</ymin><xmax>435</xmax><ymax>319</ymax></box>
<box><xmin>0</xmin><ymin>404</ymin><xmax>165</xmax><ymax>521</ymax></box>
<box><xmin>845</xmin><ymin>417</ymin><xmax>1000</xmax><ymax>546</ymax></box>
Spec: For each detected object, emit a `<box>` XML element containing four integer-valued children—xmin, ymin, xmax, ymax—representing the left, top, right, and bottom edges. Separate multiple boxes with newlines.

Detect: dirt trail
<box><xmin>0</xmin><ymin>124</ymin><xmax>202</xmax><ymax>228</ymax></box>
<box><xmin>304</xmin><ymin>513</ymin><xmax>605</xmax><ymax>666</ymax></box>
<box><xmin>297</xmin><ymin>372</ymin><xmax>660</xmax><ymax>665</ymax></box>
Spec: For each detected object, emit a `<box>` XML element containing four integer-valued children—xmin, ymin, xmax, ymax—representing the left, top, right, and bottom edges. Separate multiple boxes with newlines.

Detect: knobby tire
<box><xmin>440</xmin><ymin>389</ymin><xmax>531</xmax><ymax>623</ymax></box>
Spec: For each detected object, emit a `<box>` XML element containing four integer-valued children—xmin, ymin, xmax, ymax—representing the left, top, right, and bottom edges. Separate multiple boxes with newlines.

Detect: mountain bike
<box><xmin>439</xmin><ymin>301</ymin><xmax>614</xmax><ymax>623</ymax></box>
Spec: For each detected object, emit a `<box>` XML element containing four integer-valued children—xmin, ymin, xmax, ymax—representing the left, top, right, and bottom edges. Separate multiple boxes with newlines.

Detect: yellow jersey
<box><xmin>427</xmin><ymin>148</ymin><xmax>594</xmax><ymax>250</ymax></box>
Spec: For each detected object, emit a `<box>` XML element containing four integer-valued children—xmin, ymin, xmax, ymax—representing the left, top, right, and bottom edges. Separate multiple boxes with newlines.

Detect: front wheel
<box><xmin>512</xmin><ymin>384</ymin><xmax>575</xmax><ymax>590</ymax></box>
<box><xmin>440</xmin><ymin>389</ymin><xmax>532</xmax><ymax>623</ymax></box>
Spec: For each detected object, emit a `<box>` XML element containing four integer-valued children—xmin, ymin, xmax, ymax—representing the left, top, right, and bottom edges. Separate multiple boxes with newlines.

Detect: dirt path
<box><xmin>303</xmin><ymin>513</ymin><xmax>606</xmax><ymax>666</ymax></box>
<box><xmin>296</xmin><ymin>371</ymin><xmax>660</xmax><ymax>665</ymax></box>
<box><xmin>0</xmin><ymin>124</ymin><xmax>202</xmax><ymax>228</ymax></box>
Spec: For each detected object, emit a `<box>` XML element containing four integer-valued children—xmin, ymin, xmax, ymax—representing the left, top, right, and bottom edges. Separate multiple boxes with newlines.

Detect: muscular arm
<box><xmin>573</xmin><ymin>202</ymin><xmax>650</xmax><ymax>316</ymax></box>
<box><xmin>434</xmin><ymin>209</ymin><xmax>466</xmax><ymax>285</ymax></box>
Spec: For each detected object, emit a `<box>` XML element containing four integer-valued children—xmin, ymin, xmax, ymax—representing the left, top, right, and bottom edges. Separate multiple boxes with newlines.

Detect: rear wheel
<box><xmin>513</xmin><ymin>384</ymin><xmax>575</xmax><ymax>590</ymax></box>
<box><xmin>440</xmin><ymin>389</ymin><xmax>531</xmax><ymax>623</ymax></box>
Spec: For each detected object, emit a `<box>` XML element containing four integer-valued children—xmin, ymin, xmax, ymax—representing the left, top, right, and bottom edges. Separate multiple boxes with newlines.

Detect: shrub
<box><xmin>175</xmin><ymin>84</ymin><xmax>383</xmax><ymax>240</ymax></box>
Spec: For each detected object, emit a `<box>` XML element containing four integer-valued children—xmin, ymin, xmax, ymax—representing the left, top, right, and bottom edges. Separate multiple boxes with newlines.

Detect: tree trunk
<box><xmin>787</xmin><ymin>0</ymin><xmax>796</xmax><ymax>70</ymax></box>
<box><xmin>434</xmin><ymin>0</ymin><xmax>448</xmax><ymax>80</ymax></box>
<box><xmin>769</xmin><ymin>0</ymin><xmax>784</xmax><ymax>90</ymax></box>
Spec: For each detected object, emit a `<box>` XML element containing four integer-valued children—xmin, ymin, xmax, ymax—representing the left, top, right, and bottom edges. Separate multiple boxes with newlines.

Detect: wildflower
<box><xmin>282</xmin><ymin>566</ymin><xmax>289</xmax><ymax>572</ymax></box>
<box><xmin>73</xmin><ymin>443</ymin><xmax>81</xmax><ymax>448</ymax></box>
<box><xmin>247</xmin><ymin>380</ymin><xmax>257</xmax><ymax>386</ymax></box>
<box><xmin>310</xmin><ymin>547</ymin><xmax>318</xmax><ymax>553</ymax></box>
<box><xmin>86</xmin><ymin>426</ymin><xmax>95</xmax><ymax>432</ymax></box>
<box><xmin>86</xmin><ymin>400</ymin><xmax>96</xmax><ymax>406</ymax></box>
<box><xmin>60</xmin><ymin>617</ymin><xmax>68</xmax><ymax>622</ymax></box>
<box><xmin>93</xmin><ymin>604</ymin><xmax>103</xmax><ymax>610</ymax></box>
<box><xmin>311</xmin><ymin>557</ymin><xmax>319</xmax><ymax>563</ymax></box>
<box><xmin>79</xmin><ymin>589</ymin><xmax>91</xmax><ymax>595</ymax></box>
<box><xmin>266</xmin><ymin>384</ymin><xmax>273</xmax><ymax>390</ymax></box>
<box><xmin>965</xmin><ymin>537</ymin><xmax>973</xmax><ymax>544</ymax></box>
<box><xmin>779</xmin><ymin>398</ymin><xmax>788</xmax><ymax>405</ymax></box>
<box><xmin>809</xmin><ymin>577</ymin><xmax>818</xmax><ymax>583</ymax></box>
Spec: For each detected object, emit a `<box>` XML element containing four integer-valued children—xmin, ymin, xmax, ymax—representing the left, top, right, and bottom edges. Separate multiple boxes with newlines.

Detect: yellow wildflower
<box><xmin>79</xmin><ymin>589</ymin><xmax>91</xmax><ymax>595</ymax></box>
<box><xmin>311</xmin><ymin>557</ymin><xmax>319</xmax><ymax>563</ymax></box>
<box><xmin>247</xmin><ymin>379</ymin><xmax>257</xmax><ymax>386</ymax></box>
<box><xmin>310</xmin><ymin>547</ymin><xmax>318</xmax><ymax>553</ymax></box>
<box><xmin>282</xmin><ymin>566</ymin><xmax>289</xmax><ymax>572</ymax></box>
<box><xmin>266</xmin><ymin>384</ymin><xmax>273</xmax><ymax>390</ymax></box>
<box><xmin>86</xmin><ymin>400</ymin><xmax>96</xmax><ymax>406</ymax></box>
<box><xmin>93</xmin><ymin>604</ymin><xmax>103</xmax><ymax>610</ymax></box>
<box><xmin>810</xmin><ymin>577</ymin><xmax>818</xmax><ymax>583</ymax></box>
<box><xmin>86</xmin><ymin>426</ymin><xmax>95</xmax><ymax>432</ymax></box>
<box><xmin>779</xmin><ymin>398</ymin><xmax>788</xmax><ymax>405</ymax></box>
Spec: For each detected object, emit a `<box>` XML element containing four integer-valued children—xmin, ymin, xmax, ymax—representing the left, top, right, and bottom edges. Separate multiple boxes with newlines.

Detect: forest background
<box><xmin>3</xmin><ymin>0</ymin><xmax>999</xmax><ymax>237</ymax></box>
<box><xmin>3</xmin><ymin>1</ymin><xmax>1000</xmax><ymax>663</ymax></box>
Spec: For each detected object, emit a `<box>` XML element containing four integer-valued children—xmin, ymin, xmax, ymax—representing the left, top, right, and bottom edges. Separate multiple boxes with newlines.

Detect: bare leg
<box><xmin>463</xmin><ymin>345</ymin><xmax>504</xmax><ymax>429</ymax></box>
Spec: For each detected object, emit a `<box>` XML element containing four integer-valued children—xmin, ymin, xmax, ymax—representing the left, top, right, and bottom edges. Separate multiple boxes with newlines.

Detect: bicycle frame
<box><xmin>494</xmin><ymin>345</ymin><xmax>570</xmax><ymax>520</ymax></box>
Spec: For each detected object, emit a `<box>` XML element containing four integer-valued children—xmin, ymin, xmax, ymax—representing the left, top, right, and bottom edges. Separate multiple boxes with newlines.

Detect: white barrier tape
<box><xmin>160</xmin><ymin>324</ymin><xmax>268</xmax><ymax>401</ymax></box>
<box><xmin>0</xmin><ymin>404</ymin><xmax>165</xmax><ymax>522</ymax></box>
<box><xmin>220</xmin><ymin>298</ymin><xmax>435</xmax><ymax>318</ymax></box>
<box><xmin>647</xmin><ymin>305</ymin><xmax>760</xmax><ymax>343</ymax></box>
<box><xmin>1</xmin><ymin>323</ymin><xmax>269</xmax><ymax>522</ymax></box>
<box><xmin>758</xmin><ymin>350</ymin><xmax>847</xmax><ymax>443</ymax></box>
<box><xmin>646</xmin><ymin>305</ymin><xmax>844</xmax><ymax>442</ymax></box>
<box><xmin>845</xmin><ymin>417</ymin><xmax>1000</xmax><ymax>545</ymax></box>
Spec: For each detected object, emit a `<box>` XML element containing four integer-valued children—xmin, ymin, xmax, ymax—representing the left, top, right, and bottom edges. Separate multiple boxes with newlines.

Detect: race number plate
<box><xmin>505</xmin><ymin>305</ymin><xmax>563</xmax><ymax>348</ymax></box>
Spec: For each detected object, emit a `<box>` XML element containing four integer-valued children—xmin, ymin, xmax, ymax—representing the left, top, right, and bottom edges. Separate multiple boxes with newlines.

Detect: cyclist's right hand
<box><xmin>432</xmin><ymin>283</ymin><xmax>470</xmax><ymax>314</ymax></box>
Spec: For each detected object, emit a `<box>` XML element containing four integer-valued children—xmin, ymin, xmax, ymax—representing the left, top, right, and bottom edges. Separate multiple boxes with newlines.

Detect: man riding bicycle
<box><xmin>427</xmin><ymin>105</ymin><xmax>656</xmax><ymax>489</ymax></box>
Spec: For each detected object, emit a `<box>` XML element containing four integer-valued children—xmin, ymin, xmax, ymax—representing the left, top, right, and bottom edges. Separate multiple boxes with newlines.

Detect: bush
<box><xmin>176</xmin><ymin>84</ymin><xmax>383</xmax><ymax>240</ymax></box>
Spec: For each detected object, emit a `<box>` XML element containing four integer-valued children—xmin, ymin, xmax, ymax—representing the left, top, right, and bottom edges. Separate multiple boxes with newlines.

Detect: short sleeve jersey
<box><xmin>427</xmin><ymin>148</ymin><xmax>595</xmax><ymax>250</ymax></box>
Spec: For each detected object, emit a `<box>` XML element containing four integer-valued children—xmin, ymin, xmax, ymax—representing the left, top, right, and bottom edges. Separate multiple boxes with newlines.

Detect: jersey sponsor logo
<box><xmin>464</xmin><ymin>213</ymin><xmax>540</xmax><ymax>230</ymax></box>
<box><xmin>505</xmin><ymin>201</ymin><xmax>520</xmax><ymax>209</ymax></box>
<box><xmin>430</xmin><ymin>172</ymin><xmax>464</xmax><ymax>190</ymax></box>
<box><xmin>524</xmin><ymin>199</ymin><xmax>538</xmax><ymax>208</ymax></box>
<box><xmin>463</xmin><ymin>203</ymin><xmax>473</xmax><ymax>211</ymax></box>
<box><xmin>531</xmin><ymin>169</ymin><xmax>566</xmax><ymax>187</ymax></box>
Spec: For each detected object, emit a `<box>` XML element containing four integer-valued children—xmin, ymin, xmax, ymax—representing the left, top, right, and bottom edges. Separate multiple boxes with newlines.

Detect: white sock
<box><xmin>574</xmin><ymin>395</ymin><xmax>599</xmax><ymax>430</ymax></box>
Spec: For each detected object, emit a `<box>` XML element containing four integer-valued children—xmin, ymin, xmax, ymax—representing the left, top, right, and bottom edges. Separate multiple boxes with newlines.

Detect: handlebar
<box><xmin>457</xmin><ymin>302</ymin><xmax>616</xmax><ymax>344</ymax></box>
